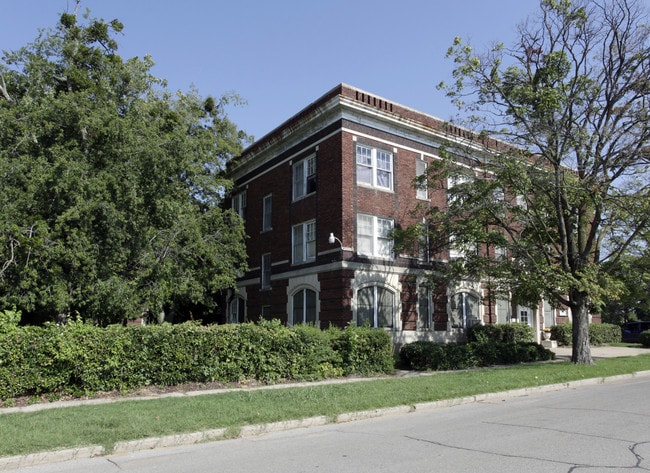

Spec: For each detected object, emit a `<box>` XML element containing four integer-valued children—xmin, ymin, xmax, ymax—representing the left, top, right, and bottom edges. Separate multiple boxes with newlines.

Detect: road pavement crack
<box><xmin>483</xmin><ymin>420</ymin><xmax>638</xmax><ymax>444</ymax></box>
<box><xmin>404</xmin><ymin>434</ymin><xmax>580</xmax><ymax>468</ymax></box>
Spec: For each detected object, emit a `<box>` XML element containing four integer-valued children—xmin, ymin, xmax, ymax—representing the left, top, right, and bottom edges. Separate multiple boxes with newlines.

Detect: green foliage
<box><xmin>0</xmin><ymin>321</ymin><xmax>392</xmax><ymax>401</ymax></box>
<box><xmin>330</xmin><ymin>324</ymin><xmax>394</xmax><ymax>375</ymax></box>
<box><xmin>0</xmin><ymin>307</ymin><xmax>21</xmax><ymax>333</ymax></box>
<box><xmin>601</xmin><ymin>247</ymin><xmax>650</xmax><ymax>324</ymax></box>
<box><xmin>0</xmin><ymin>10</ymin><xmax>250</xmax><ymax>324</ymax></box>
<box><xmin>397</xmin><ymin>342</ymin><xmax>475</xmax><ymax>371</ymax></box>
<box><xmin>550</xmin><ymin>324</ymin><xmax>572</xmax><ymax>346</ymax></box>
<box><xmin>549</xmin><ymin>323</ymin><xmax>621</xmax><ymax>346</ymax></box>
<box><xmin>399</xmin><ymin>340</ymin><xmax>554</xmax><ymax>371</ymax></box>
<box><xmin>417</xmin><ymin>0</ymin><xmax>650</xmax><ymax>365</ymax></box>
<box><xmin>467</xmin><ymin>322</ymin><xmax>534</xmax><ymax>344</ymax></box>
<box><xmin>639</xmin><ymin>331</ymin><xmax>650</xmax><ymax>348</ymax></box>
<box><xmin>589</xmin><ymin>324</ymin><xmax>622</xmax><ymax>346</ymax></box>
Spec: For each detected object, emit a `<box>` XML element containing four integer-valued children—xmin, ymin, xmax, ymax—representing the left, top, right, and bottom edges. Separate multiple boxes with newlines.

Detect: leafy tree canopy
<box><xmin>399</xmin><ymin>0</ymin><xmax>650</xmax><ymax>364</ymax></box>
<box><xmin>0</xmin><ymin>7</ymin><xmax>250</xmax><ymax>324</ymax></box>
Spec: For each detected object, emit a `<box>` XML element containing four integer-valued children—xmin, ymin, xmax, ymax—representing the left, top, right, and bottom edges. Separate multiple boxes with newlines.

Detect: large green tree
<box><xmin>0</xmin><ymin>8</ymin><xmax>249</xmax><ymax>324</ymax></box>
<box><xmin>404</xmin><ymin>0</ymin><xmax>649</xmax><ymax>364</ymax></box>
<box><xmin>601</xmin><ymin>232</ymin><xmax>650</xmax><ymax>324</ymax></box>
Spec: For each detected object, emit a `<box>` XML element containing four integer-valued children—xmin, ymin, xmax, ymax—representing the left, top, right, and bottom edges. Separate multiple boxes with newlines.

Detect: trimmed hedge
<box><xmin>399</xmin><ymin>340</ymin><xmax>555</xmax><ymax>371</ymax></box>
<box><xmin>549</xmin><ymin>323</ymin><xmax>622</xmax><ymax>346</ymax></box>
<box><xmin>467</xmin><ymin>322</ymin><xmax>535</xmax><ymax>344</ymax></box>
<box><xmin>639</xmin><ymin>331</ymin><xmax>650</xmax><ymax>348</ymax></box>
<box><xmin>0</xmin><ymin>320</ymin><xmax>393</xmax><ymax>401</ymax></box>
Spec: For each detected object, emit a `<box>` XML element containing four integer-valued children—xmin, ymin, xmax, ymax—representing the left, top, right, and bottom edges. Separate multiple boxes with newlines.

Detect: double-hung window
<box><xmin>416</xmin><ymin>158</ymin><xmax>428</xmax><ymax>200</ymax></box>
<box><xmin>232</xmin><ymin>190</ymin><xmax>247</xmax><ymax>220</ymax></box>
<box><xmin>292</xmin><ymin>220</ymin><xmax>316</xmax><ymax>264</ymax></box>
<box><xmin>293</xmin><ymin>154</ymin><xmax>316</xmax><ymax>200</ymax></box>
<box><xmin>262</xmin><ymin>194</ymin><xmax>272</xmax><ymax>231</ymax></box>
<box><xmin>356</xmin><ymin>144</ymin><xmax>393</xmax><ymax>191</ymax></box>
<box><xmin>357</xmin><ymin>214</ymin><xmax>394</xmax><ymax>258</ymax></box>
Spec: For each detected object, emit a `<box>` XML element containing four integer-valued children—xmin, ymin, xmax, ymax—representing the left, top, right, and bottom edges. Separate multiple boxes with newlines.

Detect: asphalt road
<box><xmin>10</xmin><ymin>375</ymin><xmax>650</xmax><ymax>473</ymax></box>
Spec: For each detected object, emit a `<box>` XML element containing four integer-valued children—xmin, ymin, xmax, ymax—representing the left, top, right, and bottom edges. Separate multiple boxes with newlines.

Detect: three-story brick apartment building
<box><xmin>225</xmin><ymin>84</ymin><xmax>569</xmax><ymax>345</ymax></box>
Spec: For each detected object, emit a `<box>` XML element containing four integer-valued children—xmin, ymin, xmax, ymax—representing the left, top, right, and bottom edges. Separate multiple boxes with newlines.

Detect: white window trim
<box><xmin>356</xmin><ymin>144</ymin><xmax>393</xmax><ymax>191</ymax></box>
<box><xmin>292</xmin><ymin>220</ymin><xmax>316</xmax><ymax>264</ymax></box>
<box><xmin>290</xmin><ymin>287</ymin><xmax>319</xmax><ymax>326</ymax></box>
<box><xmin>262</xmin><ymin>194</ymin><xmax>272</xmax><ymax>231</ymax></box>
<box><xmin>232</xmin><ymin>190</ymin><xmax>247</xmax><ymax>220</ymax></box>
<box><xmin>355</xmin><ymin>284</ymin><xmax>397</xmax><ymax>329</ymax></box>
<box><xmin>416</xmin><ymin>157</ymin><xmax>428</xmax><ymax>200</ymax></box>
<box><xmin>357</xmin><ymin>213</ymin><xmax>394</xmax><ymax>259</ymax></box>
<box><xmin>292</xmin><ymin>154</ymin><xmax>316</xmax><ymax>201</ymax></box>
<box><xmin>228</xmin><ymin>295</ymin><xmax>247</xmax><ymax>324</ymax></box>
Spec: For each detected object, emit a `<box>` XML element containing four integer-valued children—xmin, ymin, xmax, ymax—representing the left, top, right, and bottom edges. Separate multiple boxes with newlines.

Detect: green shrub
<box><xmin>549</xmin><ymin>323</ymin><xmax>621</xmax><ymax>346</ymax></box>
<box><xmin>550</xmin><ymin>324</ymin><xmax>572</xmax><ymax>345</ymax></box>
<box><xmin>0</xmin><ymin>307</ymin><xmax>21</xmax><ymax>334</ymax></box>
<box><xmin>399</xmin><ymin>340</ymin><xmax>554</xmax><ymax>371</ymax></box>
<box><xmin>639</xmin><ymin>331</ymin><xmax>650</xmax><ymax>348</ymax></box>
<box><xmin>467</xmin><ymin>324</ymin><xmax>503</xmax><ymax>343</ymax></box>
<box><xmin>0</xmin><ymin>320</ymin><xmax>393</xmax><ymax>401</ymax></box>
<box><xmin>467</xmin><ymin>323</ymin><xmax>534</xmax><ymax>343</ymax></box>
<box><xmin>398</xmin><ymin>341</ymin><xmax>474</xmax><ymax>371</ymax></box>
<box><xmin>330</xmin><ymin>324</ymin><xmax>394</xmax><ymax>375</ymax></box>
<box><xmin>589</xmin><ymin>324</ymin><xmax>621</xmax><ymax>345</ymax></box>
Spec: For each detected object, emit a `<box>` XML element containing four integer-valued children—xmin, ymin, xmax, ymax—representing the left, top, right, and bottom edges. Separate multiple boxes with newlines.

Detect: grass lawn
<box><xmin>2</xmin><ymin>354</ymin><xmax>650</xmax><ymax>457</ymax></box>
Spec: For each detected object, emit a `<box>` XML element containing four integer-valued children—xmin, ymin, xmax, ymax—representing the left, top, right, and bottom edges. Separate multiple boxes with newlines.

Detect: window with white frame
<box><xmin>292</xmin><ymin>288</ymin><xmax>317</xmax><ymax>325</ymax></box>
<box><xmin>261</xmin><ymin>253</ymin><xmax>271</xmax><ymax>289</ymax></box>
<box><xmin>292</xmin><ymin>220</ymin><xmax>316</xmax><ymax>264</ymax></box>
<box><xmin>262</xmin><ymin>194</ymin><xmax>272</xmax><ymax>231</ymax></box>
<box><xmin>496</xmin><ymin>298</ymin><xmax>511</xmax><ymax>324</ymax></box>
<box><xmin>356</xmin><ymin>144</ymin><xmax>393</xmax><ymax>191</ymax></box>
<box><xmin>416</xmin><ymin>158</ymin><xmax>428</xmax><ymax>200</ymax></box>
<box><xmin>357</xmin><ymin>214</ymin><xmax>394</xmax><ymax>258</ymax></box>
<box><xmin>232</xmin><ymin>190</ymin><xmax>247</xmax><ymax>220</ymax></box>
<box><xmin>228</xmin><ymin>296</ymin><xmax>246</xmax><ymax>324</ymax></box>
<box><xmin>448</xmin><ymin>235</ymin><xmax>468</xmax><ymax>259</ymax></box>
<box><xmin>450</xmin><ymin>292</ymin><xmax>480</xmax><ymax>329</ymax></box>
<box><xmin>293</xmin><ymin>154</ymin><xmax>316</xmax><ymax>200</ymax></box>
<box><xmin>447</xmin><ymin>174</ymin><xmax>471</xmax><ymax>207</ymax></box>
<box><xmin>357</xmin><ymin>285</ymin><xmax>395</xmax><ymax>328</ymax></box>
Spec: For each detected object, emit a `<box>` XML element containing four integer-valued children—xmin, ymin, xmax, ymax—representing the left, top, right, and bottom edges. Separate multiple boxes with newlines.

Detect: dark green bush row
<box><xmin>467</xmin><ymin>322</ymin><xmax>535</xmax><ymax>344</ymax></box>
<box><xmin>639</xmin><ymin>331</ymin><xmax>650</xmax><ymax>348</ymax></box>
<box><xmin>0</xmin><ymin>320</ymin><xmax>393</xmax><ymax>400</ymax></box>
<box><xmin>399</xmin><ymin>340</ymin><xmax>555</xmax><ymax>371</ymax></box>
<box><xmin>549</xmin><ymin>323</ymin><xmax>622</xmax><ymax>346</ymax></box>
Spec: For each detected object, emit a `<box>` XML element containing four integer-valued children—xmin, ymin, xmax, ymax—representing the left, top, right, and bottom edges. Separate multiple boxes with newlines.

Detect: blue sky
<box><xmin>2</xmin><ymin>0</ymin><xmax>541</xmax><ymax>141</ymax></box>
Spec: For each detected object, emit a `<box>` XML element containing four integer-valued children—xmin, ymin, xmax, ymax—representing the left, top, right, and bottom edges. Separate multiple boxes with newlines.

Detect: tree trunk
<box><xmin>571</xmin><ymin>291</ymin><xmax>594</xmax><ymax>365</ymax></box>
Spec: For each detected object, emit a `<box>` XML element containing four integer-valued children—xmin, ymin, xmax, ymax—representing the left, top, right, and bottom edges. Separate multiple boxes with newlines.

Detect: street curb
<box><xmin>0</xmin><ymin>447</ymin><xmax>105</xmax><ymax>471</ymax></box>
<box><xmin>3</xmin><ymin>369</ymin><xmax>650</xmax><ymax>471</ymax></box>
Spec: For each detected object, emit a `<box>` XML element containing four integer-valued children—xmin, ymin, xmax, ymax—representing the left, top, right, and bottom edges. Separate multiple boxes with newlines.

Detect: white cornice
<box><xmin>228</xmin><ymin>88</ymin><xmax>505</xmax><ymax>183</ymax></box>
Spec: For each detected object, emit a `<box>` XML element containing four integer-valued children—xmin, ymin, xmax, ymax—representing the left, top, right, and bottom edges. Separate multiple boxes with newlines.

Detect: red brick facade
<box><xmin>226</xmin><ymin>84</ymin><xmax>566</xmax><ymax>344</ymax></box>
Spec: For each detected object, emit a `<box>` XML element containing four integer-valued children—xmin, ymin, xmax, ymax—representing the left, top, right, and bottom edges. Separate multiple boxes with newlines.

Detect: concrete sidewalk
<box><xmin>551</xmin><ymin>345</ymin><xmax>649</xmax><ymax>360</ymax></box>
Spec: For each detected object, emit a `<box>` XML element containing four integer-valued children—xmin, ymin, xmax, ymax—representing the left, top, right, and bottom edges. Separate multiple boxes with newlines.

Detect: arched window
<box><xmin>292</xmin><ymin>288</ymin><xmax>317</xmax><ymax>325</ymax></box>
<box><xmin>357</xmin><ymin>285</ymin><xmax>395</xmax><ymax>328</ymax></box>
<box><xmin>450</xmin><ymin>292</ymin><xmax>480</xmax><ymax>329</ymax></box>
<box><xmin>228</xmin><ymin>296</ymin><xmax>246</xmax><ymax>324</ymax></box>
